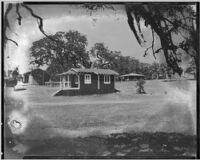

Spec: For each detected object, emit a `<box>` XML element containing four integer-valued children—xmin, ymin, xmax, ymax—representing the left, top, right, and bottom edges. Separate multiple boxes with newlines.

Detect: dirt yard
<box><xmin>3</xmin><ymin>79</ymin><xmax>197</xmax><ymax>158</ymax></box>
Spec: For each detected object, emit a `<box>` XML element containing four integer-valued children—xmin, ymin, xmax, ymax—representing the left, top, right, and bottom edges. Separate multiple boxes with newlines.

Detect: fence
<box><xmin>45</xmin><ymin>81</ymin><xmax>60</xmax><ymax>87</ymax></box>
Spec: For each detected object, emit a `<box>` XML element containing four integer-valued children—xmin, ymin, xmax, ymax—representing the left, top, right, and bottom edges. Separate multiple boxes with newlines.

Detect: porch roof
<box><xmin>57</xmin><ymin>68</ymin><xmax>119</xmax><ymax>76</ymax></box>
<box><xmin>56</xmin><ymin>70</ymin><xmax>77</xmax><ymax>76</ymax></box>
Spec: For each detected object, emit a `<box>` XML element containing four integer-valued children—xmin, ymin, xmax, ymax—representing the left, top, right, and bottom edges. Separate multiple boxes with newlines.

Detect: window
<box><xmin>84</xmin><ymin>74</ymin><xmax>91</xmax><ymax>84</ymax></box>
<box><xmin>74</xmin><ymin>75</ymin><xmax>78</xmax><ymax>84</ymax></box>
<box><xmin>104</xmin><ymin>75</ymin><xmax>110</xmax><ymax>84</ymax></box>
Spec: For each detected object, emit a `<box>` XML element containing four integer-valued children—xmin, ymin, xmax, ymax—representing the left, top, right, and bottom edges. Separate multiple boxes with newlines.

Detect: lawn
<box><xmin>4</xmin><ymin>79</ymin><xmax>197</xmax><ymax>158</ymax></box>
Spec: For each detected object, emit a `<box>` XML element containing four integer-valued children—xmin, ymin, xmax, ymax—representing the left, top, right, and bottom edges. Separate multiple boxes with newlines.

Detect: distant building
<box><xmin>23</xmin><ymin>72</ymin><xmax>30</xmax><ymax>83</ymax></box>
<box><xmin>23</xmin><ymin>72</ymin><xmax>38</xmax><ymax>84</ymax></box>
<box><xmin>182</xmin><ymin>70</ymin><xmax>196</xmax><ymax>80</ymax></box>
<box><xmin>53</xmin><ymin>68</ymin><xmax>119</xmax><ymax>96</ymax></box>
<box><xmin>28</xmin><ymin>74</ymin><xmax>39</xmax><ymax>85</ymax></box>
<box><xmin>23</xmin><ymin>69</ymin><xmax>50</xmax><ymax>85</ymax></box>
<box><xmin>4</xmin><ymin>75</ymin><xmax>22</xmax><ymax>87</ymax></box>
<box><xmin>7</xmin><ymin>70</ymin><xmax>13</xmax><ymax>78</ymax></box>
<box><xmin>119</xmin><ymin>73</ymin><xmax>145</xmax><ymax>81</ymax></box>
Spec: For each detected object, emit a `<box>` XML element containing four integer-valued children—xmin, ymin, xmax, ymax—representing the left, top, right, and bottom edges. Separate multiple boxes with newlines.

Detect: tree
<box><xmin>149</xmin><ymin>63</ymin><xmax>160</xmax><ymax>79</ymax></box>
<box><xmin>90</xmin><ymin>43</ymin><xmax>121</xmax><ymax>69</ymax></box>
<box><xmin>90</xmin><ymin>43</ymin><xmax>143</xmax><ymax>75</ymax></box>
<box><xmin>4</xmin><ymin>3</ymin><xmax>197</xmax><ymax>76</ymax></box>
<box><xmin>3</xmin><ymin>3</ymin><xmax>53</xmax><ymax>47</ymax></box>
<box><xmin>31</xmin><ymin>69</ymin><xmax>50</xmax><ymax>85</ymax></box>
<box><xmin>12</xmin><ymin>67</ymin><xmax>19</xmax><ymax>79</ymax></box>
<box><xmin>84</xmin><ymin>3</ymin><xmax>197</xmax><ymax>76</ymax></box>
<box><xmin>118</xmin><ymin>56</ymin><xmax>140</xmax><ymax>75</ymax></box>
<box><xmin>159</xmin><ymin>63</ymin><xmax>172</xmax><ymax>79</ymax></box>
<box><xmin>46</xmin><ymin>63</ymin><xmax>64</xmax><ymax>81</ymax></box>
<box><xmin>138</xmin><ymin>63</ymin><xmax>151</xmax><ymax>79</ymax></box>
<box><xmin>30</xmin><ymin>31</ymin><xmax>91</xmax><ymax>77</ymax></box>
<box><xmin>185</xmin><ymin>58</ymin><xmax>196</xmax><ymax>79</ymax></box>
<box><xmin>124</xmin><ymin>3</ymin><xmax>197</xmax><ymax>76</ymax></box>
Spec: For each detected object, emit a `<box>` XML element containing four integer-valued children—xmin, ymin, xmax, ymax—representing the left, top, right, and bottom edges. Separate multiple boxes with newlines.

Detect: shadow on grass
<box><xmin>5</xmin><ymin>128</ymin><xmax>197</xmax><ymax>159</ymax></box>
<box><xmin>14</xmin><ymin>88</ymin><xmax>27</xmax><ymax>91</ymax></box>
<box><xmin>4</xmin><ymin>105</ymin><xmax>196</xmax><ymax>159</ymax></box>
<box><xmin>3</xmin><ymin>87</ymin><xmax>196</xmax><ymax>159</ymax></box>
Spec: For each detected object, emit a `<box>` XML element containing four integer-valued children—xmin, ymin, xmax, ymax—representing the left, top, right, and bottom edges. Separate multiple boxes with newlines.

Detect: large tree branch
<box><xmin>125</xmin><ymin>6</ymin><xmax>143</xmax><ymax>46</ymax></box>
<box><xmin>16</xmin><ymin>3</ymin><xmax>22</xmax><ymax>25</ymax></box>
<box><xmin>137</xmin><ymin>5</ymin><xmax>182</xmax><ymax>75</ymax></box>
<box><xmin>5</xmin><ymin>36</ymin><xmax>18</xmax><ymax>46</ymax></box>
<box><xmin>21</xmin><ymin>4</ymin><xmax>57</xmax><ymax>43</ymax></box>
<box><xmin>144</xmin><ymin>28</ymin><xmax>156</xmax><ymax>59</ymax></box>
<box><xmin>21</xmin><ymin>4</ymin><xmax>47</xmax><ymax>36</ymax></box>
<box><xmin>4</xmin><ymin>3</ymin><xmax>19</xmax><ymax>46</ymax></box>
<box><xmin>4</xmin><ymin>3</ymin><xmax>12</xmax><ymax>30</ymax></box>
<box><xmin>164</xmin><ymin>17</ymin><xmax>192</xmax><ymax>31</ymax></box>
<box><xmin>151</xmin><ymin>29</ymin><xmax>155</xmax><ymax>59</ymax></box>
<box><xmin>4</xmin><ymin>3</ymin><xmax>56</xmax><ymax>47</ymax></box>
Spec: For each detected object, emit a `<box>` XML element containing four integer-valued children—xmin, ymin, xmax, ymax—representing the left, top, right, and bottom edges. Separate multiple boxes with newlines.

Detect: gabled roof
<box><xmin>120</xmin><ymin>73</ymin><xmax>144</xmax><ymax>77</ymax></box>
<box><xmin>57</xmin><ymin>69</ymin><xmax>77</xmax><ymax>76</ymax></box>
<box><xmin>57</xmin><ymin>68</ymin><xmax>119</xmax><ymax>76</ymax></box>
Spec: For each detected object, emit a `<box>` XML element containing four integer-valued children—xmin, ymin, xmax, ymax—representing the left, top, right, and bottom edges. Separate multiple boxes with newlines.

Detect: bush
<box><xmin>136</xmin><ymin>79</ymin><xmax>146</xmax><ymax>94</ymax></box>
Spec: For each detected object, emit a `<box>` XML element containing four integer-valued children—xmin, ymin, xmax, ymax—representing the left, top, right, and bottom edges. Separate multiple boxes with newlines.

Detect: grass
<box><xmin>4</xmin><ymin>80</ymin><xmax>196</xmax><ymax>135</ymax></box>
<box><xmin>3</xmin><ymin>79</ymin><xmax>197</xmax><ymax>158</ymax></box>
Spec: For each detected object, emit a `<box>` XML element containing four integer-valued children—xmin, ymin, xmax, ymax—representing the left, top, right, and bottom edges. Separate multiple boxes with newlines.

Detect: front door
<box><xmin>71</xmin><ymin>75</ymin><xmax>78</xmax><ymax>88</ymax></box>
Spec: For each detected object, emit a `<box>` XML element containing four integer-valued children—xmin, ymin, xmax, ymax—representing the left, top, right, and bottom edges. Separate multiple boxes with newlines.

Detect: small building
<box><xmin>120</xmin><ymin>73</ymin><xmax>145</xmax><ymax>81</ymax></box>
<box><xmin>16</xmin><ymin>74</ymin><xmax>23</xmax><ymax>82</ymax></box>
<box><xmin>4</xmin><ymin>75</ymin><xmax>23</xmax><ymax>87</ymax></box>
<box><xmin>23</xmin><ymin>72</ymin><xmax>39</xmax><ymax>85</ymax></box>
<box><xmin>4</xmin><ymin>76</ymin><xmax>10</xmax><ymax>87</ymax></box>
<box><xmin>23</xmin><ymin>69</ymin><xmax>50</xmax><ymax>85</ymax></box>
<box><xmin>53</xmin><ymin>68</ymin><xmax>119</xmax><ymax>96</ymax></box>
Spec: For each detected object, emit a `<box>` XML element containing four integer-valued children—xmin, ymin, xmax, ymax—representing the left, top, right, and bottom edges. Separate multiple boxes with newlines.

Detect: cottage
<box><xmin>120</xmin><ymin>73</ymin><xmax>145</xmax><ymax>81</ymax></box>
<box><xmin>53</xmin><ymin>68</ymin><xmax>119</xmax><ymax>96</ymax></box>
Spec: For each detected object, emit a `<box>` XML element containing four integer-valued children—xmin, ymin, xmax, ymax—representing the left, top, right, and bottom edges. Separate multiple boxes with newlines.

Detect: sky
<box><xmin>5</xmin><ymin>4</ymin><xmax>162</xmax><ymax>74</ymax></box>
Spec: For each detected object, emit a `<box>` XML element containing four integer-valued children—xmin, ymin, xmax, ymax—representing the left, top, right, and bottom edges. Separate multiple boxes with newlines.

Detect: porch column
<box><xmin>98</xmin><ymin>74</ymin><xmax>100</xmax><ymax>90</ymax></box>
<box><xmin>78</xmin><ymin>74</ymin><xmax>80</xmax><ymax>89</ymax></box>
<box><xmin>114</xmin><ymin>75</ymin><xmax>115</xmax><ymax>88</ymax></box>
<box><xmin>67</xmin><ymin>75</ymin><xmax>69</xmax><ymax>88</ymax></box>
<box><xmin>60</xmin><ymin>76</ymin><xmax>62</xmax><ymax>89</ymax></box>
<box><xmin>63</xmin><ymin>76</ymin><xmax>66</xmax><ymax>88</ymax></box>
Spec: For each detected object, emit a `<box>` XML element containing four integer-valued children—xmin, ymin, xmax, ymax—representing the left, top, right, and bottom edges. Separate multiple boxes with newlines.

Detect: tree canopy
<box><xmin>30</xmin><ymin>37</ymin><xmax>172</xmax><ymax>80</ymax></box>
<box><xmin>11</xmin><ymin>67</ymin><xmax>19</xmax><ymax>79</ymax></box>
<box><xmin>90</xmin><ymin>43</ymin><xmax>171</xmax><ymax>80</ymax></box>
<box><xmin>29</xmin><ymin>30</ymin><xmax>91</xmax><ymax>78</ymax></box>
<box><xmin>90</xmin><ymin>43</ymin><xmax>121</xmax><ymax>69</ymax></box>
<box><xmin>124</xmin><ymin>3</ymin><xmax>197</xmax><ymax>76</ymax></box>
<box><xmin>4</xmin><ymin>3</ymin><xmax>197</xmax><ymax>76</ymax></box>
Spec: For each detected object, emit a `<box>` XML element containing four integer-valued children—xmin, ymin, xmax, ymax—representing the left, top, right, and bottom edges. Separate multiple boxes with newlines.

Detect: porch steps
<box><xmin>52</xmin><ymin>89</ymin><xmax>80</xmax><ymax>96</ymax></box>
<box><xmin>52</xmin><ymin>89</ymin><xmax>62</xmax><ymax>96</ymax></box>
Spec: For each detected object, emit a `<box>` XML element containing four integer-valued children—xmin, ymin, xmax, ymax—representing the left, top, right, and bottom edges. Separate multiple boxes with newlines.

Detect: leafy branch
<box><xmin>4</xmin><ymin>3</ymin><xmax>56</xmax><ymax>47</ymax></box>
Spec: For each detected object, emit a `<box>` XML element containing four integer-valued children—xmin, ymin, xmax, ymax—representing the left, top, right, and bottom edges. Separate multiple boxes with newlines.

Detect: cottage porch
<box><xmin>58</xmin><ymin>73</ymin><xmax>80</xmax><ymax>90</ymax></box>
<box><xmin>50</xmin><ymin>70</ymin><xmax>80</xmax><ymax>96</ymax></box>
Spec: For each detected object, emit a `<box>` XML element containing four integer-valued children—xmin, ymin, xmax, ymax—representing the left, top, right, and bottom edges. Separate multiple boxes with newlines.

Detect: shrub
<box><xmin>136</xmin><ymin>79</ymin><xmax>146</xmax><ymax>94</ymax></box>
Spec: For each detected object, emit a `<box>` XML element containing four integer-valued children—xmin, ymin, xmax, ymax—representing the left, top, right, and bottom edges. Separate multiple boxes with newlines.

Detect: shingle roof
<box><xmin>57</xmin><ymin>68</ymin><xmax>119</xmax><ymax>76</ymax></box>
<box><xmin>72</xmin><ymin>68</ymin><xmax>119</xmax><ymax>75</ymax></box>
<box><xmin>120</xmin><ymin>73</ymin><xmax>144</xmax><ymax>77</ymax></box>
<box><xmin>57</xmin><ymin>69</ymin><xmax>77</xmax><ymax>76</ymax></box>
